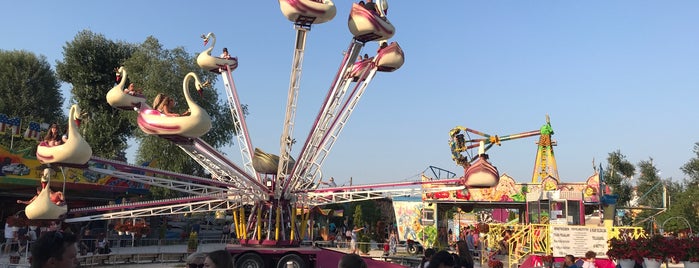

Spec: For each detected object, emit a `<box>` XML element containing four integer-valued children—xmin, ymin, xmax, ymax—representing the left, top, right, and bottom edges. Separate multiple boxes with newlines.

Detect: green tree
<box><xmin>605</xmin><ymin>150</ymin><xmax>635</xmax><ymax>206</ymax></box>
<box><xmin>353</xmin><ymin>204</ymin><xmax>364</xmax><ymax>229</ymax></box>
<box><xmin>0</xmin><ymin>50</ymin><xmax>64</xmax><ymax>121</ymax></box>
<box><xmin>681</xmin><ymin>142</ymin><xmax>699</xmax><ymax>186</ymax></box>
<box><xmin>635</xmin><ymin>158</ymin><xmax>663</xmax><ymax>208</ymax></box>
<box><xmin>123</xmin><ymin>37</ymin><xmax>235</xmax><ymax>199</ymax></box>
<box><xmin>56</xmin><ymin>30</ymin><xmax>135</xmax><ymax>160</ymax></box>
<box><xmin>0</xmin><ymin>50</ymin><xmax>64</xmax><ymax>151</ymax></box>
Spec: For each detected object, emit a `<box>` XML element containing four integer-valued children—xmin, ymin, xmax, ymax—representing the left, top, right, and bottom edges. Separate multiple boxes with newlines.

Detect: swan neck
<box><xmin>68</xmin><ymin>106</ymin><xmax>78</xmax><ymax>137</ymax></box>
<box><xmin>118</xmin><ymin>68</ymin><xmax>127</xmax><ymax>89</ymax></box>
<box><xmin>182</xmin><ymin>73</ymin><xmax>199</xmax><ymax>108</ymax></box>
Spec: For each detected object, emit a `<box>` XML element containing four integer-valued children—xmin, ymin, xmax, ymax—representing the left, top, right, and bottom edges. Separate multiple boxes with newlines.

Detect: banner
<box><xmin>0</xmin><ymin>114</ymin><xmax>7</xmax><ymax>134</ymax></box>
<box><xmin>550</xmin><ymin>225</ymin><xmax>608</xmax><ymax>258</ymax></box>
<box><xmin>7</xmin><ymin>117</ymin><xmax>21</xmax><ymax>137</ymax></box>
<box><xmin>23</xmin><ymin>122</ymin><xmax>42</xmax><ymax>141</ymax></box>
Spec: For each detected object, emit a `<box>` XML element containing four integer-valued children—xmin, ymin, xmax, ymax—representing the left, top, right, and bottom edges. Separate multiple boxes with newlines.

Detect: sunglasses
<box><xmin>188</xmin><ymin>264</ymin><xmax>204</xmax><ymax>268</ymax></box>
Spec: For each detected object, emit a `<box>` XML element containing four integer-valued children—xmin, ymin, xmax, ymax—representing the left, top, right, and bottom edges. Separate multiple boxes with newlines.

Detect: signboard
<box><xmin>550</xmin><ymin>225</ymin><xmax>608</xmax><ymax>258</ymax></box>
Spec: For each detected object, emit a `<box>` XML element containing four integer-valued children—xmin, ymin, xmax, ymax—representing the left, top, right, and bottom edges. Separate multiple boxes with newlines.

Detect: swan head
<box><xmin>201</xmin><ymin>32</ymin><xmax>214</xmax><ymax>46</ymax></box>
<box><xmin>115</xmin><ymin>66</ymin><xmax>125</xmax><ymax>82</ymax></box>
<box><xmin>196</xmin><ymin>80</ymin><xmax>211</xmax><ymax>97</ymax></box>
<box><xmin>72</xmin><ymin>106</ymin><xmax>87</xmax><ymax>127</ymax></box>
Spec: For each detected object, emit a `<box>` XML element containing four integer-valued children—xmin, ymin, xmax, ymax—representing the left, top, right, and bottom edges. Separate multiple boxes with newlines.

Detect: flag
<box><xmin>23</xmin><ymin>122</ymin><xmax>42</xmax><ymax>141</ymax></box>
<box><xmin>0</xmin><ymin>114</ymin><xmax>7</xmax><ymax>134</ymax></box>
<box><xmin>7</xmin><ymin>117</ymin><xmax>21</xmax><ymax>137</ymax></box>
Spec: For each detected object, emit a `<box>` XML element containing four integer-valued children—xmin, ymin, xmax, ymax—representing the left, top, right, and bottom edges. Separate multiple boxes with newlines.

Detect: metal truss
<box><xmin>66</xmin><ymin>198</ymin><xmax>245</xmax><ymax>223</ymax></box>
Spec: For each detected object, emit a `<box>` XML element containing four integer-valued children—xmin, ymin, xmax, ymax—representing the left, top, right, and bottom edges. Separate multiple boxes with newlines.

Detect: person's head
<box><xmin>222</xmin><ymin>48</ymin><xmax>229</xmax><ymax>54</ymax></box>
<box><xmin>585</xmin><ymin>251</ymin><xmax>596</xmax><ymax>260</ymax></box>
<box><xmin>50</xmin><ymin>123</ymin><xmax>59</xmax><ymax>132</ymax></box>
<box><xmin>424</xmin><ymin>247</ymin><xmax>436</xmax><ymax>260</ymax></box>
<box><xmin>426</xmin><ymin>250</ymin><xmax>455</xmax><ymax>268</ymax></box>
<box><xmin>128</xmin><ymin>83</ymin><xmax>135</xmax><ymax>90</ymax></box>
<box><xmin>204</xmin><ymin>250</ymin><xmax>233</xmax><ymax>268</ymax></box>
<box><xmin>338</xmin><ymin>253</ymin><xmax>366</xmax><ymax>268</ymax></box>
<box><xmin>186</xmin><ymin>252</ymin><xmax>206</xmax><ymax>268</ymax></box>
<box><xmin>31</xmin><ymin>231</ymin><xmax>78</xmax><ymax>268</ymax></box>
<box><xmin>564</xmin><ymin>255</ymin><xmax>576</xmax><ymax>265</ymax></box>
<box><xmin>455</xmin><ymin>240</ymin><xmax>468</xmax><ymax>255</ymax></box>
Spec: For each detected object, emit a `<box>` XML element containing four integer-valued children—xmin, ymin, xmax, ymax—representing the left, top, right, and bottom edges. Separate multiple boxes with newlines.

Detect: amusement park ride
<box><xmin>15</xmin><ymin>1</ymin><xmax>620</xmax><ymax>268</ymax></box>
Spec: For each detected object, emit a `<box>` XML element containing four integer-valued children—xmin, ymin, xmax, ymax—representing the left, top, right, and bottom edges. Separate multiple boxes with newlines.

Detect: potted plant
<box><xmin>675</xmin><ymin>237</ymin><xmax>699</xmax><ymax>268</ymax></box>
<box><xmin>607</xmin><ymin>236</ymin><xmax>640</xmax><ymax>264</ymax></box>
<box><xmin>638</xmin><ymin>235</ymin><xmax>667</xmax><ymax>268</ymax></box>
<box><xmin>358</xmin><ymin>233</ymin><xmax>371</xmax><ymax>255</ymax></box>
<box><xmin>187</xmin><ymin>232</ymin><xmax>199</xmax><ymax>253</ymax></box>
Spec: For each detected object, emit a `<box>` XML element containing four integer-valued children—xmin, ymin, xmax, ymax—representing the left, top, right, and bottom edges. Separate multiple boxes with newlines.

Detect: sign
<box><xmin>550</xmin><ymin>225</ymin><xmax>608</xmax><ymax>258</ymax></box>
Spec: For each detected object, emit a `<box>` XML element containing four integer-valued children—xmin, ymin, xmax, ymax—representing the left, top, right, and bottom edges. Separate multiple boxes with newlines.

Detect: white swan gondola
<box><xmin>348</xmin><ymin>3</ymin><xmax>395</xmax><ymax>42</ymax></box>
<box><xmin>348</xmin><ymin>58</ymin><xmax>374</xmax><ymax>82</ymax></box>
<box><xmin>375</xmin><ymin>41</ymin><xmax>404</xmax><ymax>72</ymax></box>
<box><xmin>137</xmin><ymin>72</ymin><xmax>212</xmax><ymax>138</ymax></box>
<box><xmin>279</xmin><ymin>0</ymin><xmax>337</xmax><ymax>24</ymax></box>
<box><xmin>196</xmin><ymin>32</ymin><xmax>238</xmax><ymax>74</ymax></box>
<box><xmin>36</xmin><ymin>105</ymin><xmax>93</xmax><ymax>165</ymax></box>
<box><xmin>463</xmin><ymin>143</ymin><xmax>499</xmax><ymax>188</ymax></box>
<box><xmin>106</xmin><ymin>66</ymin><xmax>147</xmax><ymax>110</ymax></box>
<box><xmin>252</xmin><ymin>148</ymin><xmax>296</xmax><ymax>175</ymax></box>
<box><xmin>25</xmin><ymin>186</ymin><xmax>67</xmax><ymax>220</ymax></box>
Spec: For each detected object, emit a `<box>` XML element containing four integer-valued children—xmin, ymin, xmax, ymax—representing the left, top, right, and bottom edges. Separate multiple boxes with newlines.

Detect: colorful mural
<box><xmin>0</xmin><ymin>145</ymin><xmax>149</xmax><ymax>193</ymax></box>
<box><xmin>421</xmin><ymin>173</ymin><xmax>607</xmax><ymax>203</ymax></box>
<box><xmin>392</xmin><ymin>197</ymin><xmax>426</xmax><ymax>243</ymax></box>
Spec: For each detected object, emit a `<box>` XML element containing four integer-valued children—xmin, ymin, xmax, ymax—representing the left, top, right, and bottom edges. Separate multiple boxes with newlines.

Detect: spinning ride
<box><xmin>449</xmin><ymin>115</ymin><xmax>559</xmax><ymax>186</ymax></box>
<box><xmin>56</xmin><ymin>2</ymin><xmax>416</xmax><ymax>267</ymax></box>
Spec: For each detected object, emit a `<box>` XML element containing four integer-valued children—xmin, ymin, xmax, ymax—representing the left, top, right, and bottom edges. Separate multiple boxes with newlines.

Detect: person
<box><xmin>500</xmin><ymin>229</ymin><xmax>512</xmax><ymax>254</ymax></box>
<box><xmin>582</xmin><ymin>251</ymin><xmax>597</xmax><ymax>268</ymax></box>
<box><xmin>152</xmin><ymin>93</ymin><xmax>166</xmax><ymax>110</ymax></box>
<box><xmin>338</xmin><ymin>253</ymin><xmax>367</xmax><ymax>268</ymax></box>
<box><xmin>321</xmin><ymin>177</ymin><xmax>337</xmax><ymax>187</ymax></box>
<box><xmin>159</xmin><ymin>96</ymin><xmax>190</xmax><ymax>117</ymax></box>
<box><xmin>389</xmin><ymin>229</ymin><xmax>398</xmax><ymax>255</ymax></box>
<box><xmin>420</xmin><ymin>248</ymin><xmax>436</xmax><ymax>268</ymax></box>
<box><xmin>350</xmin><ymin>226</ymin><xmax>364</xmax><ymax>254</ymax></box>
<box><xmin>31</xmin><ymin>230</ymin><xmax>79</xmax><ymax>268</ymax></box>
<box><xmin>220</xmin><ymin>48</ymin><xmax>232</xmax><ymax>60</ymax></box>
<box><xmin>4</xmin><ymin>217</ymin><xmax>18</xmax><ymax>254</ymax></box>
<box><xmin>455</xmin><ymin>240</ymin><xmax>475</xmax><ymax>268</ymax></box>
<box><xmin>378</xmin><ymin>41</ymin><xmax>388</xmax><ymax>53</ymax></box>
<box><xmin>95</xmin><ymin>233</ymin><xmax>110</xmax><ymax>254</ymax></box>
<box><xmin>427</xmin><ymin>250</ymin><xmax>456</xmax><ymax>268</ymax></box>
<box><xmin>43</xmin><ymin>123</ymin><xmax>63</xmax><ymax>147</ymax></box>
<box><xmin>221</xmin><ymin>222</ymin><xmax>230</xmax><ymax>243</ymax></box>
<box><xmin>124</xmin><ymin>82</ymin><xmax>142</xmax><ymax>96</ymax></box>
<box><xmin>363</xmin><ymin>0</ymin><xmax>378</xmax><ymax>15</ymax></box>
<box><xmin>204</xmin><ymin>249</ymin><xmax>234</xmax><ymax>268</ymax></box>
<box><xmin>562</xmin><ymin>254</ymin><xmax>578</xmax><ymax>268</ymax></box>
<box><xmin>186</xmin><ymin>252</ymin><xmax>206</xmax><ymax>268</ymax></box>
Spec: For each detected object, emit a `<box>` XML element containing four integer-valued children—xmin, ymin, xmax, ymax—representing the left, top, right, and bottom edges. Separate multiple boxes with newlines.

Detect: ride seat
<box><xmin>355</xmin><ymin>33</ymin><xmax>382</xmax><ymax>43</ymax></box>
<box><xmin>295</xmin><ymin>15</ymin><xmax>316</xmax><ymax>29</ymax></box>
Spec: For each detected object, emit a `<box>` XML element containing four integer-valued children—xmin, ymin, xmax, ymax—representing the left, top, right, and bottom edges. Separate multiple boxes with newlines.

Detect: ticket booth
<box><xmin>526</xmin><ymin>197</ymin><xmax>584</xmax><ymax>225</ymax></box>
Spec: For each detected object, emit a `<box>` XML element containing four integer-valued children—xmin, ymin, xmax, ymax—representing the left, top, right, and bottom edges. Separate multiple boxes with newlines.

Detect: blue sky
<box><xmin>1</xmin><ymin>1</ymin><xmax>697</xmax><ymax>187</ymax></box>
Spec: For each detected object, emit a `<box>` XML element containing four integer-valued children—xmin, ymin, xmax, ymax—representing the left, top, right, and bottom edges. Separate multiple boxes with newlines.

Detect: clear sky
<box><xmin>1</xmin><ymin>1</ymin><xmax>697</xmax><ymax>187</ymax></box>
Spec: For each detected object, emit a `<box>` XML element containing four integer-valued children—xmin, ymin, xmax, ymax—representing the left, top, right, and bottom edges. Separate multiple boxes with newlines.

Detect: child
<box><xmin>582</xmin><ymin>251</ymin><xmax>597</xmax><ymax>268</ymax></box>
